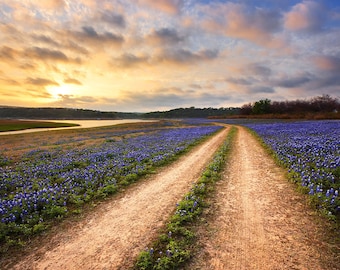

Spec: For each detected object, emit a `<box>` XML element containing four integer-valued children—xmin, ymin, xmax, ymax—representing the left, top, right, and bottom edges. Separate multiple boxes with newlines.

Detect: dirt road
<box><xmin>187</xmin><ymin>126</ymin><xmax>337</xmax><ymax>270</ymax></box>
<box><xmin>7</xmin><ymin>127</ymin><xmax>229</xmax><ymax>270</ymax></box>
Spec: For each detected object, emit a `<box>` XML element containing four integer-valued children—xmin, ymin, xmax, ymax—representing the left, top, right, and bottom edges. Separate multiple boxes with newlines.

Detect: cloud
<box><xmin>249</xmin><ymin>86</ymin><xmax>275</xmax><ymax>94</ymax></box>
<box><xmin>51</xmin><ymin>94</ymin><xmax>98</xmax><ymax>107</ymax></box>
<box><xmin>226</xmin><ymin>77</ymin><xmax>254</xmax><ymax>86</ymax></box>
<box><xmin>64</xmin><ymin>78</ymin><xmax>82</xmax><ymax>85</ymax></box>
<box><xmin>284</xmin><ymin>1</ymin><xmax>326</xmax><ymax>33</ymax></box>
<box><xmin>19</xmin><ymin>63</ymin><xmax>37</xmax><ymax>70</ymax></box>
<box><xmin>147</xmin><ymin>28</ymin><xmax>185</xmax><ymax>45</ymax></box>
<box><xmin>24</xmin><ymin>47</ymin><xmax>69</xmax><ymax>62</ymax></box>
<box><xmin>99</xmin><ymin>11</ymin><xmax>126</xmax><ymax>28</ymax></box>
<box><xmin>159</xmin><ymin>48</ymin><xmax>219</xmax><ymax>65</ymax></box>
<box><xmin>188</xmin><ymin>84</ymin><xmax>202</xmax><ymax>89</ymax></box>
<box><xmin>111</xmin><ymin>48</ymin><xmax>219</xmax><ymax>68</ymax></box>
<box><xmin>0</xmin><ymin>45</ymin><xmax>82</xmax><ymax>70</ymax></box>
<box><xmin>0</xmin><ymin>46</ymin><xmax>18</xmax><ymax>62</ymax></box>
<box><xmin>82</xmin><ymin>26</ymin><xmax>98</xmax><ymax>37</ymax></box>
<box><xmin>103</xmin><ymin>86</ymin><xmax>233</xmax><ymax>112</ymax></box>
<box><xmin>0</xmin><ymin>77</ymin><xmax>20</xmax><ymax>86</ymax></box>
<box><xmin>201</xmin><ymin>3</ymin><xmax>283</xmax><ymax>47</ymax></box>
<box><xmin>138</xmin><ymin>0</ymin><xmax>182</xmax><ymax>14</ymax></box>
<box><xmin>307</xmin><ymin>55</ymin><xmax>340</xmax><ymax>91</ymax></box>
<box><xmin>25</xmin><ymin>88</ymin><xmax>52</xmax><ymax>98</ymax></box>
<box><xmin>112</xmin><ymin>53</ymin><xmax>150</xmax><ymax>68</ymax></box>
<box><xmin>247</xmin><ymin>63</ymin><xmax>272</xmax><ymax>77</ymax></box>
<box><xmin>274</xmin><ymin>74</ymin><xmax>312</xmax><ymax>88</ymax></box>
<box><xmin>312</xmin><ymin>55</ymin><xmax>340</xmax><ymax>72</ymax></box>
<box><xmin>1</xmin><ymin>1</ymin><xmax>340</xmax><ymax>111</ymax></box>
<box><xmin>311</xmin><ymin>75</ymin><xmax>340</xmax><ymax>89</ymax></box>
<box><xmin>26</xmin><ymin>77</ymin><xmax>59</xmax><ymax>87</ymax></box>
<box><xmin>69</xmin><ymin>26</ymin><xmax>124</xmax><ymax>47</ymax></box>
<box><xmin>57</xmin><ymin>94</ymin><xmax>98</xmax><ymax>106</ymax></box>
<box><xmin>32</xmin><ymin>34</ymin><xmax>60</xmax><ymax>47</ymax></box>
<box><xmin>30</xmin><ymin>0</ymin><xmax>66</xmax><ymax>10</ymax></box>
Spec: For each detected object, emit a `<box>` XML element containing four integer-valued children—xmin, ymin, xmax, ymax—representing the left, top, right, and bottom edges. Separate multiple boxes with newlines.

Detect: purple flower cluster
<box><xmin>245</xmin><ymin>120</ymin><xmax>340</xmax><ymax>216</ymax></box>
<box><xmin>0</xmin><ymin>126</ymin><xmax>221</xmax><ymax>227</ymax></box>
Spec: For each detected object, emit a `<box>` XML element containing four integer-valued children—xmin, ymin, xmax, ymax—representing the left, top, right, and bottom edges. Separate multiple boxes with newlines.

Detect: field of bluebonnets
<box><xmin>244</xmin><ymin>120</ymin><xmax>340</xmax><ymax>220</ymax></box>
<box><xmin>0</xmin><ymin>121</ymin><xmax>222</xmax><ymax>250</ymax></box>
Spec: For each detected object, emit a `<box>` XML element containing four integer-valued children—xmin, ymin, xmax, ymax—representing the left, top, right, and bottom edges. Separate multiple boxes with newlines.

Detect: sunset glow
<box><xmin>0</xmin><ymin>0</ymin><xmax>339</xmax><ymax>112</ymax></box>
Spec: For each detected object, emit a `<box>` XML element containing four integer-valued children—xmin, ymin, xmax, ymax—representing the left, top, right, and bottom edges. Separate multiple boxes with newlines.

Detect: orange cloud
<box><xmin>30</xmin><ymin>0</ymin><xmax>66</xmax><ymax>10</ymax></box>
<box><xmin>138</xmin><ymin>0</ymin><xmax>182</xmax><ymax>14</ymax></box>
<box><xmin>312</xmin><ymin>55</ymin><xmax>340</xmax><ymax>71</ymax></box>
<box><xmin>200</xmin><ymin>3</ymin><xmax>284</xmax><ymax>48</ymax></box>
<box><xmin>284</xmin><ymin>1</ymin><xmax>325</xmax><ymax>32</ymax></box>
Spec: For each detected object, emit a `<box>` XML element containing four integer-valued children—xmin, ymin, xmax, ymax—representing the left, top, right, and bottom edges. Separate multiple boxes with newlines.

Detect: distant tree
<box><xmin>252</xmin><ymin>99</ymin><xmax>271</xmax><ymax>114</ymax></box>
<box><xmin>240</xmin><ymin>103</ymin><xmax>253</xmax><ymax>115</ymax></box>
<box><xmin>309</xmin><ymin>94</ymin><xmax>339</xmax><ymax>112</ymax></box>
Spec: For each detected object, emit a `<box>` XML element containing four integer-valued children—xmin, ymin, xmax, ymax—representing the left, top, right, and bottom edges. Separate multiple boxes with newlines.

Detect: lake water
<box><xmin>0</xmin><ymin>119</ymin><xmax>156</xmax><ymax>136</ymax></box>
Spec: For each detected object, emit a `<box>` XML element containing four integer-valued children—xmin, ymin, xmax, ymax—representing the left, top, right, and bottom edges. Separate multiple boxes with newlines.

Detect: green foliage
<box><xmin>42</xmin><ymin>206</ymin><xmax>67</xmax><ymax>219</ymax></box>
<box><xmin>101</xmin><ymin>184</ymin><xmax>118</xmax><ymax>195</ymax></box>
<box><xmin>95</xmin><ymin>184</ymin><xmax>118</xmax><ymax>199</ymax></box>
<box><xmin>125</xmin><ymin>173</ymin><xmax>138</xmax><ymax>183</ymax></box>
<box><xmin>136</xmin><ymin>251</ymin><xmax>153</xmax><ymax>270</ymax></box>
<box><xmin>33</xmin><ymin>223</ymin><xmax>47</xmax><ymax>234</ymax></box>
<box><xmin>252</xmin><ymin>99</ymin><xmax>271</xmax><ymax>114</ymax></box>
<box><xmin>0</xmin><ymin>156</ymin><xmax>11</xmax><ymax>167</ymax></box>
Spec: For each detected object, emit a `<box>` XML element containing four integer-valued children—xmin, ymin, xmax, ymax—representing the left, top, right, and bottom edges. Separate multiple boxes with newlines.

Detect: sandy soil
<box><xmin>5</xmin><ymin>127</ymin><xmax>230</xmax><ymax>270</ymax></box>
<box><xmin>187</xmin><ymin>126</ymin><xmax>338</xmax><ymax>270</ymax></box>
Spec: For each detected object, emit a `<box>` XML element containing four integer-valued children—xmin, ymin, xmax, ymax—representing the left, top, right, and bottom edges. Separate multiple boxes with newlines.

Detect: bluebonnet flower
<box><xmin>1</xmin><ymin>125</ymin><xmax>222</xmax><ymax>228</ymax></box>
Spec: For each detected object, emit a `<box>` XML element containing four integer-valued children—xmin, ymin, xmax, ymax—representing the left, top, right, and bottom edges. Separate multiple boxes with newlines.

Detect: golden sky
<box><xmin>0</xmin><ymin>0</ymin><xmax>339</xmax><ymax>112</ymax></box>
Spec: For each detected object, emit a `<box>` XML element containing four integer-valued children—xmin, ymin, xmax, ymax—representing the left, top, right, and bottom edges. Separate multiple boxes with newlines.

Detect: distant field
<box><xmin>0</xmin><ymin>119</ymin><xmax>79</xmax><ymax>132</ymax></box>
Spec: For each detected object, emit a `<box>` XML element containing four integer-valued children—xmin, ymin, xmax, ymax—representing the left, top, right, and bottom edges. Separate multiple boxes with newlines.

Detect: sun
<box><xmin>47</xmin><ymin>84</ymin><xmax>75</xmax><ymax>100</ymax></box>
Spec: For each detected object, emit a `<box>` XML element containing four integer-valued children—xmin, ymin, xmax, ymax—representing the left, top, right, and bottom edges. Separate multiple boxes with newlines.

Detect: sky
<box><xmin>0</xmin><ymin>0</ymin><xmax>339</xmax><ymax>112</ymax></box>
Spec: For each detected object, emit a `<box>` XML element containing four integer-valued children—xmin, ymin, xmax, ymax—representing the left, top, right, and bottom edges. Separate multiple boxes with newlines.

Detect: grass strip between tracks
<box><xmin>134</xmin><ymin>126</ymin><xmax>237</xmax><ymax>270</ymax></box>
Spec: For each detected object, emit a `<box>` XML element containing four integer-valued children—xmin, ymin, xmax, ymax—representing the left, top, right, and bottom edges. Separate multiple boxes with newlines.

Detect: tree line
<box><xmin>239</xmin><ymin>95</ymin><xmax>339</xmax><ymax>116</ymax></box>
<box><xmin>0</xmin><ymin>95</ymin><xmax>338</xmax><ymax>119</ymax></box>
<box><xmin>143</xmin><ymin>107</ymin><xmax>240</xmax><ymax>118</ymax></box>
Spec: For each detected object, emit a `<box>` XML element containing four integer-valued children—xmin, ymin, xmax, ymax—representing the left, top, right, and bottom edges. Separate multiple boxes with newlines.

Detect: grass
<box><xmin>0</xmin><ymin>120</ymin><xmax>79</xmax><ymax>132</ymax></box>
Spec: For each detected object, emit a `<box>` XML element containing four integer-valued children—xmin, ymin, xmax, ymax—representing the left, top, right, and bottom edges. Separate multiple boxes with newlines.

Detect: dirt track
<box><xmin>4</xmin><ymin>125</ymin><xmax>338</xmax><ymax>270</ymax></box>
<box><xmin>187</xmin><ymin>126</ymin><xmax>338</xmax><ymax>270</ymax></box>
<box><xmin>7</xmin><ymin>127</ymin><xmax>230</xmax><ymax>270</ymax></box>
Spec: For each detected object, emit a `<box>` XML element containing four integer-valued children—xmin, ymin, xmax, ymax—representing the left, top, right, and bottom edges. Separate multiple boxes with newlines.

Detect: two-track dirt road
<box><xmin>3</xmin><ymin>125</ymin><xmax>338</xmax><ymax>270</ymax></box>
<box><xmin>187</xmin><ymin>126</ymin><xmax>338</xmax><ymax>270</ymax></box>
<box><xmin>4</xmin><ymin>127</ymin><xmax>230</xmax><ymax>270</ymax></box>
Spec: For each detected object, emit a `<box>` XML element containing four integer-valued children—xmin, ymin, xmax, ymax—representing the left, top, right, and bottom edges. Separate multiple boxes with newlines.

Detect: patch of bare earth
<box><xmin>187</xmin><ymin>126</ymin><xmax>339</xmax><ymax>270</ymax></box>
<box><xmin>4</xmin><ymin>127</ymin><xmax>230</xmax><ymax>270</ymax></box>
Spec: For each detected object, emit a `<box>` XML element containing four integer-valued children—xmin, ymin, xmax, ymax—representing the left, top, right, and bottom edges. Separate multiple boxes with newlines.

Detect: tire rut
<box><xmin>8</xmin><ymin>127</ymin><xmax>229</xmax><ymax>270</ymax></box>
<box><xmin>188</xmin><ymin>126</ymin><xmax>334</xmax><ymax>270</ymax></box>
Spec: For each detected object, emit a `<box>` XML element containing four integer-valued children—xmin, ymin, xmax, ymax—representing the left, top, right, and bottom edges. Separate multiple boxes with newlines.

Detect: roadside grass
<box><xmin>0</xmin><ymin>120</ymin><xmax>79</xmax><ymax>132</ymax></box>
<box><xmin>134</xmin><ymin>126</ymin><xmax>237</xmax><ymax>270</ymax></box>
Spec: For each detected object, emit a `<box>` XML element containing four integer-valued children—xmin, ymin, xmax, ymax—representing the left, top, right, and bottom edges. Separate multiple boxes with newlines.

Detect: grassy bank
<box><xmin>0</xmin><ymin>120</ymin><xmax>79</xmax><ymax>132</ymax></box>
